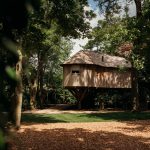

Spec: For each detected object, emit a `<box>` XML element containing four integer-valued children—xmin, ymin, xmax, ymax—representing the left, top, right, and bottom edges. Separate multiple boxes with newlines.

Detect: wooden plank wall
<box><xmin>63</xmin><ymin>65</ymin><xmax>131</xmax><ymax>88</ymax></box>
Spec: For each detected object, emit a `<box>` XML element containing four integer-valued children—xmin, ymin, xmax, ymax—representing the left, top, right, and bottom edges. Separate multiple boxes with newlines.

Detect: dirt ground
<box><xmin>10</xmin><ymin>106</ymin><xmax>150</xmax><ymax>150</ymax></box>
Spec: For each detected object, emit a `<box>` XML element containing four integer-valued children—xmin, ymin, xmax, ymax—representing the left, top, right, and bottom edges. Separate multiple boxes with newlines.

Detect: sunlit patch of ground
<box><xmin>10</xmin><ymin>120</ymin><xmax>150</xmax><ymax>150</ymax></box>
<box><xmin>9</xmin><ymin>106</ymin><xmax>150</xmax><ymax>150</ymax></box>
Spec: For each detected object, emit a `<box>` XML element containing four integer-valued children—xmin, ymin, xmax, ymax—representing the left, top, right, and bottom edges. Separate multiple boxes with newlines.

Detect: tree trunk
<box><xmin>99</xmin><ymin>99</ymin><xmax>104</xmax><ymax>110</ymax></box>
<box><xmin>131</xmin><ymin>0</ymin><xmax>142</xmax><ymax>111</ymax></box>
<box><xmin>13</xmin><ymin>44</ymin><xmax>23</xmax><ymax>129</ymax></box>
<box><xmin>30</xmin><ymin>78</ymin><xmax>37</xmax><ymax>110</ymax></box>
<box><xmin>131</xmin><ymin>68</ymin><xmax>140</xmax><ymax>111</ymax></box>
<box><xmin>37</xmin><ymin>51</ymin><xmax>44</xmax><ymax>108</ymax></box>
<box><xmin>134</xmin><ymin>0</ymin><xmax>142</xmax><ymax>18</ymax></box>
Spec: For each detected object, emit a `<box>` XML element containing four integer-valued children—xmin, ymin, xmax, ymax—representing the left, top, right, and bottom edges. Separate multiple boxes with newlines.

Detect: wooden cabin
<box><xmin>61</xmin><ymin>50</ymin><xmax>132</xmax><ymax>108</ymax></box>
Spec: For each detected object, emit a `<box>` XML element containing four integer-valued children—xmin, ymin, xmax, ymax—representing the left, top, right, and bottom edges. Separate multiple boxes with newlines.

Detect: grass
<box><xmin>22</xmin><ymin>112</ymin><xmax>150</xmax><ymax>123</ymax></box>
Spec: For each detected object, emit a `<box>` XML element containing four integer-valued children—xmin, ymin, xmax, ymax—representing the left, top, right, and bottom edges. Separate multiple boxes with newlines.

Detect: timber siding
<box><xmin>63</xmin><ymin>65</ymin><xmax>131</xmax><ymax>88</ymax></box>
<box><xmin>62</xmin><ymin>51</ymin><xmax>132</xmax><ymax>89</ymax></box>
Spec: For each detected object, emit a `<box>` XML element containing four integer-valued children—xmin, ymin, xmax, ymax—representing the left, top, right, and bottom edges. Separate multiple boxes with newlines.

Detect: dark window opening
<box><xmin>72</xmin><ymin>70</ymin><xmax>80</xmax><ymax>75</ymax></box>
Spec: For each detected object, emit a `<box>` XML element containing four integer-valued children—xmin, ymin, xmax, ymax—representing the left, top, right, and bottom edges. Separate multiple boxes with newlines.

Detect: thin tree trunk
<box><xmin>131</xmin><ymin>68</ymin><xmax>140</xmax><ymax>111</ymax></box>
<box><xmin>30</xmin><ymin>78</ymin><xmax>37</xmax><ymax>110</ymax></box>
<box><xmin>37</xmin><ymin>51</ymin><xmax>40</xmax><ymax>106</ymax></box>
<box><xmin>131</xmin><ymin>0</ymin><xmax>142</xmax><ymax>111</ymax></box>
<box><xmin>99</xmin><ymin>99</ymin><xmax>104</xmax><ymax>110</ymax></box>
<box><xmin>37</xmin><ymin>51</ymin><xmax>44</xmax><ymax>108</ymax></box>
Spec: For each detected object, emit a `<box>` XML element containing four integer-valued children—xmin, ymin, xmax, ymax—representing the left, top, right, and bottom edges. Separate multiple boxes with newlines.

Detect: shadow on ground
<box><xmin>22</xmin><ymin>112</ymin><xmax>150</xmax><ymax>123</ymax></box>
<box><xmin>22</xmin><ymin>114</ymin><xmax>67</xmax><ymax>123</ymax></box>
<box><xmin>79</xmin><ymin>111</ymin><xmax>150</xmax><ymax>120</ymax></box>
<box><xmin>10</xmin><ymin>127</ymin><xmax>150</xmax><ymax>150</ymax></box>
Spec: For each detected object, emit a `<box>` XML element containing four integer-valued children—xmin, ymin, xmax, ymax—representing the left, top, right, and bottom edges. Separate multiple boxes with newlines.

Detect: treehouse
<box><xmin>61</xmin><ymin>50</ymin><xmax>132</xmax><ymax>109</ymax></box>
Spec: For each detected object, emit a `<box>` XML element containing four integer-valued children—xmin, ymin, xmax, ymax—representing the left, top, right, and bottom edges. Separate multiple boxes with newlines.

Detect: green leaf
<box><xmin>5</xmin><ymin>66</ymin><xmax>18</xmax><ymax>81</ymax></box>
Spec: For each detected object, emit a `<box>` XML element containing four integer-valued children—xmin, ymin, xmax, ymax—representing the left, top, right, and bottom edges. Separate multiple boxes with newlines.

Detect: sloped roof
<box><xmin>62</xmin><ymin>50</ymin><xmax>131</xmax><ymax>68</ymax></box>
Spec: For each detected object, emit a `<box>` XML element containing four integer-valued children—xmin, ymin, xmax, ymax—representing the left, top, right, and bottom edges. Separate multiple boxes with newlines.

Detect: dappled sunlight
<box><xmin>63</xmin><ymin>51</ymin><xmax>132</xmax><ymax>88</ymax></box>
<box><xmin>22</xmin><ymin>113</ymin><xmax>68</xmax><ymax>123</ymax></box>
<box><xmin>10</xmin><ymin>121</ymin><xmax>150</xmax><ymax>150</ymax></box>
<box><xmin>63</xmin><ymin>51</ymin><xmax>131</xmax><ymax>68</ymax></box>
<box><xmin>21</xmin><ymin>111</ymin><xmax>150</xmax><ymax>125</ymax></box>
<box><xmin>119</xmin><ymin>120</ymin><xmax>150</xmax><ymax>135</ymax></box>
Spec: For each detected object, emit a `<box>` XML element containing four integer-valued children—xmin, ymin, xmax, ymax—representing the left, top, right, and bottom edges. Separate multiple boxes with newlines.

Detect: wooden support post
<box><xmin>78</xmin><ymin>88</ymin><xmax>87</xmax><ymax>109</ymax></box>
<box><xmin>69</xmin><ymin>88</ymin><xmax>88</xmax><ymax>109</ymax></box>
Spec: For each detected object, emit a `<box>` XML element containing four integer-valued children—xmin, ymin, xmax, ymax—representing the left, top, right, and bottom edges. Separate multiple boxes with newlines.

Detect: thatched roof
<box><xmin>62</xmin><ymin>50</ymin><xmax>131</xmax><ymax>68</ymax></box>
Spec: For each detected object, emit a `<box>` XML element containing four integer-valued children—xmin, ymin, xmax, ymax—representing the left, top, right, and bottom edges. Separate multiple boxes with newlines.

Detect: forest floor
<box><xmin>10</xmin><ymin>105</ymin><xmax>150</xmax><ymax>150</ymax></box>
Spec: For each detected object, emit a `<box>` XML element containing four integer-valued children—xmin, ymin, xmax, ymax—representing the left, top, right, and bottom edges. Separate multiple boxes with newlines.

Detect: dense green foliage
<box><xmin>0</xmin><ymin>0</ymin><xmax>95</xmax><ymax>148</ymax></box>
<box><xmin>84</xmin><ymin>0</ymin><xmax>150</xmax><ymax>111</ymax></box>
<box><xmin>0</xmin><ymin>0</ymin><xmax>150</xmax><ymax>147</ymax></box>
<box><xmin>0</xmin><ymin>0</ymin><xmax>94</xmax><ymax>108</ymax></box>
<box><xmin>0</xmin><ymin>0</ymin><xmax>149</xmax><ymax>136</ymax></box>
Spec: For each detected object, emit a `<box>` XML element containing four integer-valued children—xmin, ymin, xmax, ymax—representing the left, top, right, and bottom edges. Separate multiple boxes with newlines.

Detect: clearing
<box><xmin>10</xmin><ymin>105</ymin><xmax>150</xmax><ymax>150</ymax></box>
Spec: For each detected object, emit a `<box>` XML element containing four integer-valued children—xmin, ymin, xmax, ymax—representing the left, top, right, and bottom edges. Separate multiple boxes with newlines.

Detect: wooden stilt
<box><xmin>78</xmin><ymin>88</ymin><xmax>87</xmax><ymax>109</ymax></box>
<box><xmin>69</xmin><ymin>88</ymin><xmax>88</xmax><ymax>109</ymax></box>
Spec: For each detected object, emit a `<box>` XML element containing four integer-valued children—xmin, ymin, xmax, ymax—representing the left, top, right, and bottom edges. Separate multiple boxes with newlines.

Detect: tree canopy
<box><xmin>0</xmin><ymin>1</ymin><xmax>95</xmax><ymax>147</ymax></box>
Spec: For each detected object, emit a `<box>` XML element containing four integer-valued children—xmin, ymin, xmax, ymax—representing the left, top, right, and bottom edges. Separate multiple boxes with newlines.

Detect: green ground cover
<box><xmin>22</xmin><ymin>112</ymin><xmax>150</xmax><ymax>123</ymax></box>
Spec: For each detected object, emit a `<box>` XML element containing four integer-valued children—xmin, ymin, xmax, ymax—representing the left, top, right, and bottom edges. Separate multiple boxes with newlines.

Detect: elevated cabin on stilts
<box><xmin>61</xmin><ymin>50</ymin><xmax>132</xmax><ymax>109</ymax></box>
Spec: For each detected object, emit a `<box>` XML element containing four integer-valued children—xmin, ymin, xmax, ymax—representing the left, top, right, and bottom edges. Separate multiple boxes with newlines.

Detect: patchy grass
<box><xmin>22</xmin><ymin>112</ymin><xmax>150</xmax><ymax>123</ymax></box>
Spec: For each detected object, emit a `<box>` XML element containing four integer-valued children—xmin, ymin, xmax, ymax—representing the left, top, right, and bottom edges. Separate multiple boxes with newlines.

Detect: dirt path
<box><xmin>22</xmin><ymin>105</ymin><xmax>125</xmax><ymax>114</ymax></box>
<box><xmin>23</xmin><ymin>108</ymin><xmax>112</xmax><ymax>114</ymax></box>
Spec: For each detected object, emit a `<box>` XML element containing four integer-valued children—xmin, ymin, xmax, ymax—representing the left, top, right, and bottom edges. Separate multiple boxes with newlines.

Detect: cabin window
<box><xmin>72</xmin><ymin>70</ymin><xmax>80</xmax><ymax>75</ymax></box>
<box><xmin>71</xmin><ymin>65</ymin><xmax>80</xmax><ymax>75</ymax></box>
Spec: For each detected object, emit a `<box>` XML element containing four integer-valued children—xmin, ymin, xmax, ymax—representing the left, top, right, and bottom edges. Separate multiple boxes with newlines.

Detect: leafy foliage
<box><xmin>0</xmin><ymin>0</ymin><xmax>95</xmax><ymax>146</ymax></box>
<box><xmin>84</xmin><ymin>0</ymin><xmax>150</xmax><ymax>111</ymax></box>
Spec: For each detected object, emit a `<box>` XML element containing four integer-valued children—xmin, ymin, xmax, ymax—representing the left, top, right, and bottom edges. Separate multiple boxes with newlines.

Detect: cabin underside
<box><xmin>68</xmin><ymin>87</ymin><xmax>96</xmax><ymax>109</ymax></box>
<box><xmin>66</xmin><ymin>87</ymin><xmax>131</xmax><ymax>109</ymax></box>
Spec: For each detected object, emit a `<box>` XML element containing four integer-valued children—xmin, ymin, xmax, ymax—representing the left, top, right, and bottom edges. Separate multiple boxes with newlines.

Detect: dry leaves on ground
<box><xmin>9</xmin><ymin>120</ymin><xmax>150</xmax><ymax>150</ymax></box>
